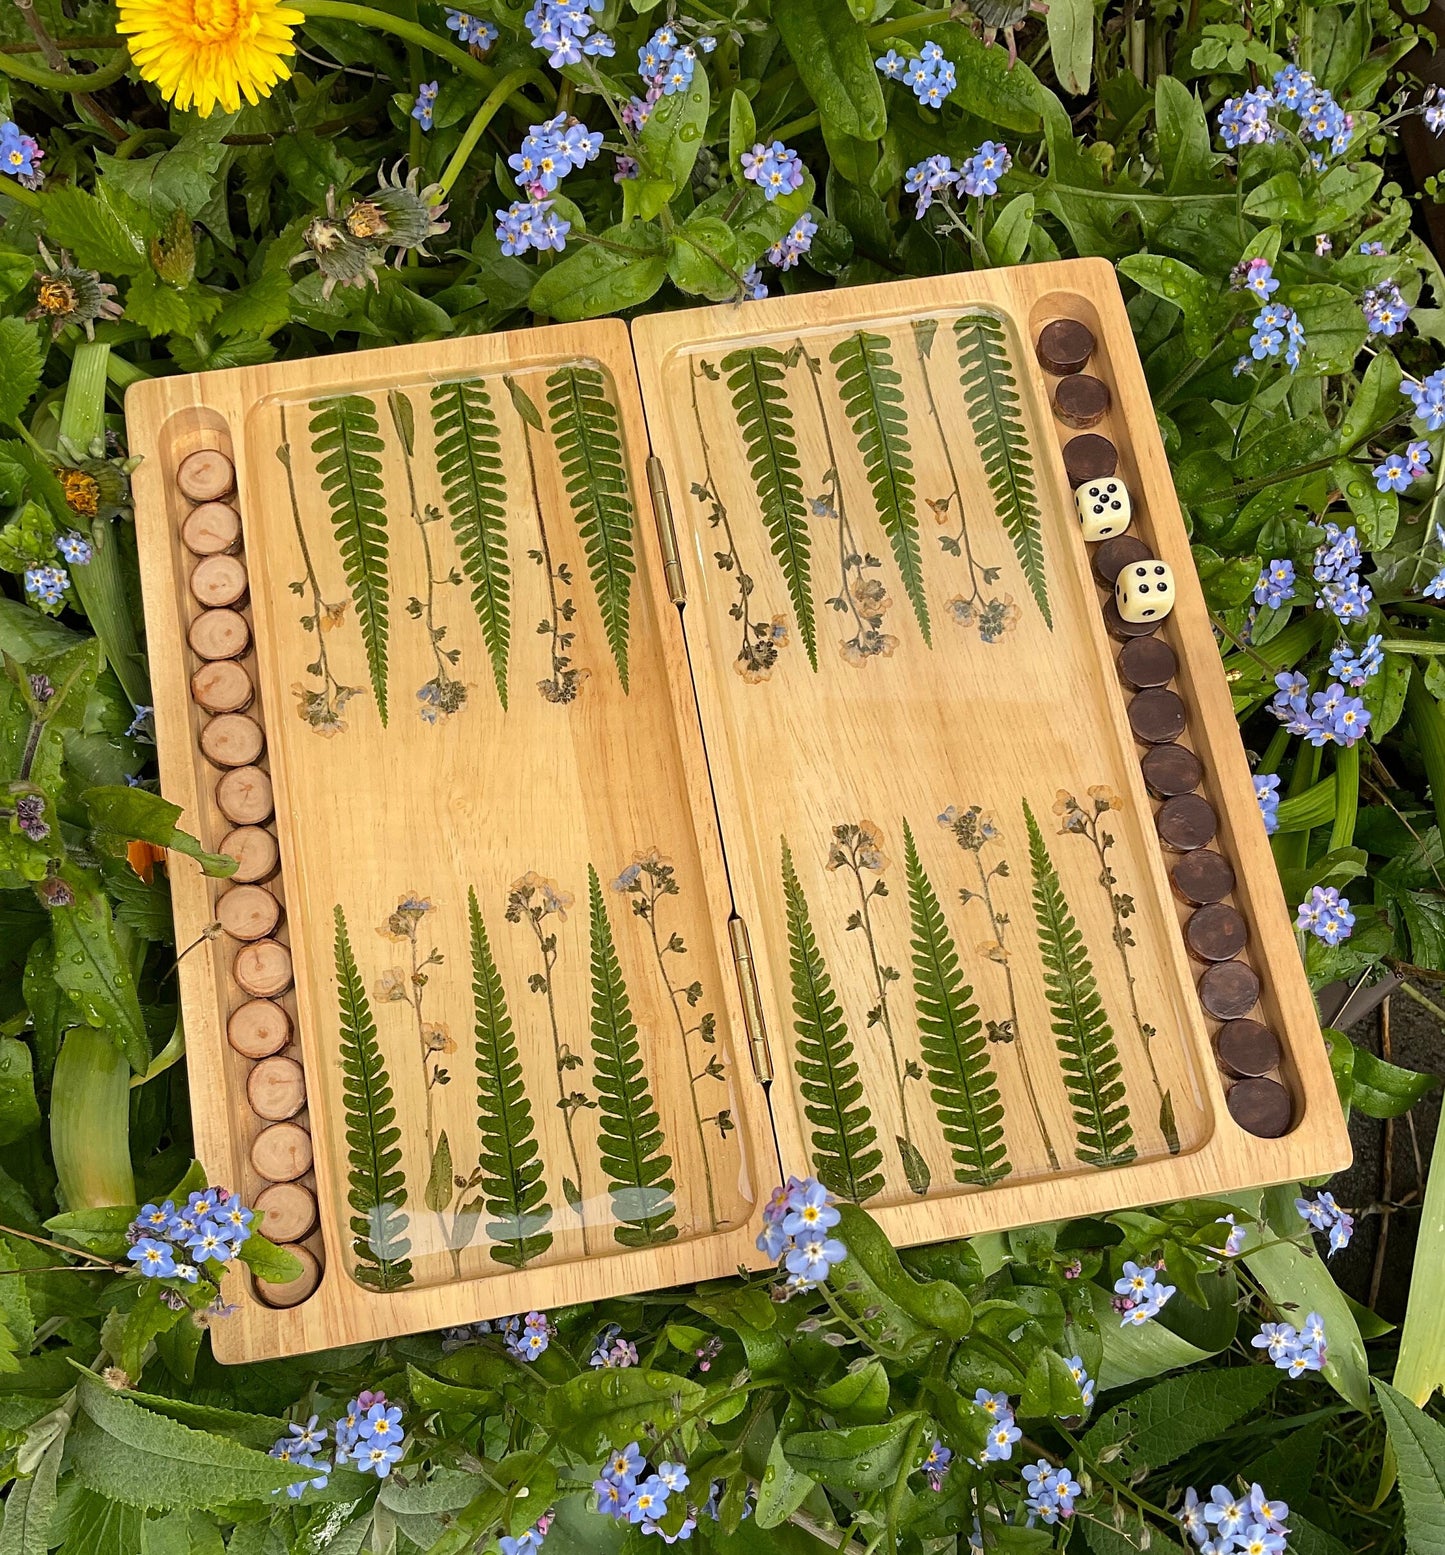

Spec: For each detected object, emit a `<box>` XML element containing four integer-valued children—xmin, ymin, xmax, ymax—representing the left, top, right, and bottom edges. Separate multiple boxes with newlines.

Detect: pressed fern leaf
<box><xmin>587</xmin><ymin>866</ymin><xmax>678</xmax><ymax>1247</ymax></box>
<box><xmin>309</xmin><ymin>395</ymin><xmax>391</xmax><ymax>721</ymax></box>
<box><xmin>722</xmin><ymin>346</ymin><xmax>817</xmax><ymax>669</ymax></box>
<box><xmin>830</xmin><ymin>331</ymin><xmax>930</xmax><ymax>645</ymax></box>
<box><xmin>781</xmin><ymin>838</ymin><xmax>884</xmax><ymax>1202</ymax></box>
<box><xmin>545</xmin><ymin>366</ymin><xmax>636</xmax><ymax>691</ymax></box>
<box><xmin>432</xmin><ymin>380</ymin><xmax>510</xmax><ymax>709</ymax></box>
<box><xmin>952</xmin><ymin>315</ymin><xmax>1051</xmax><ymax>629</ymax></box>
<box><xmin>1022</xmin><ymin>801</ymin><xmax>1135</xmax><ymax>1168</ymax></box>
<box><xmin>468</xmin><ymin>887</ymin><xmax>553</xmax><ymax>1268</ymax></box>
<box><xmin>333</xmin><ymin>904</ymin><xmax>413</xmax><ymax>1289</ymax></box>
<box><xmin>902</xmin><ymin>820</ymin><xmax>1009</xmax><ymax>1187</ymax></box>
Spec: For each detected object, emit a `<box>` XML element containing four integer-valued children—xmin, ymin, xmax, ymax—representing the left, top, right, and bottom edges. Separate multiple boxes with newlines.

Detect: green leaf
<box><xmin>40</xmin><ymin>186</ymin><xmax>150</xmax><ymax>277</ymax></box>
<box><xmin>1238</xmin><ymin>1185</ymin><xmax>1369</xmax><ymax>1410</ymax></box>
<box><xmin>829</xmin><ymin>331</ymin><xmax>930</xmax><ymax>644</ymax></box>
<box><xmin>668</xmin><ymin>216</ymin><xmax>741</xmax><ymax>302</ymax></box>
<box><xmin>333</xmin><ymin>905</ymin><xmax>412</xmax><ymax>1290</ymax></box>
<box><xmin>0</xmin><ymin>1040</ymin><xmax>40</xmax><ymax>1147</ymax></box>
<box><xmin>812</xmin><ymin>1358</ymin><xmax>889</xmax><ymax>1422</ymax></box>
<box><xmin>1326</xmin><ymin>1029</ymin><xmax>1438</xmax><ymax>1119</ymax></box>
<box><xmin>1243</xmin><ymin>172</ymin><xmax>1308</xmax><ymax>224</ymax></box>
<box><xmin>1023</xmin><ymin>799</ymin><xmax>1134</xmax><ymax>1167</ymax></box>
<box><xmin>83</xmin><ymin>788</ymin><xmax>236</xmax><ymax>878</ymax></box>
<box><xmin>588</xmin><ymin>867</ymin><xmax>677</xmax><ymax>1246</ymax></box>
<box><xmin>781</xmin><ymin>838</ymin><xmax>883</xmax><ymax>1202</ymax></box>
<box><xmin>1117</xmin><ymin>254</ymin><xmax>1224</xmax><ymax>356</ymax></box>
<box><xmin>727</xmin><ymin>90</ymin><xmax>756</xmax><ymax>183</ymax></box>
<box><xmin>634</xmin><ymin>70</ymin><xmax>710</xmax><ymax>220</ymax></box>
<box><xmin>985</xmin><ymin>194</ymin><xmax>1036</xmax><ymax>268</ymax></box>
<box><xmin>50</xmin><ymin>886</ymin><xmax>149</xmax><ymax>1074</ymax></box>
<box><xmin>1333</xmin><ymin>459</ymin><xmax>1396</xmax><ymax>548</ymax></box>
<box><xmin>468</xmin><ymin>887</ymin><xmax>552</xmax><ymax>1267</ymax></box>
<box><xmin>308</xmin><ymin>394</ymin><xmax>390</xmax><ymax>724</ymax></box>
<box><xmin>235</xmin><ymin>1233</ymin><xmax>301</xmax><ymax>1285</ymax></box>
<box><xmin>546</xmin><ymin>365</ymin><xmax>637</xmax><ymax>691</ymax></box>
<box><xmin>96</xmin><ymin>129</ymin><xmax>230</xmax><ymax>215</ymax></box>
<box><xmin>1154</xmin><ymin>76</ymin><xmax>1215</xmax><ymax>190</ymax></box>
<box><xmin>1341</xmin><ymin>349</ymin><xmax>1403</xmax><ymax>446</ymax></box>
<box><xmin>754</xmin><ymin>1407</ymin><xmax>816</xmax><ymax>1528</ymax></box>
<box><xmin>782</xmin><ymin>1415</ymin><xmax>922</xmax><ymax>1492</ymax></box>
<box><xmin>1287</xmin><ymin>284</ymin><xmax>1370</xmax><ymax>375</ymax></box>
<box><xmin>0</xmin><ymin>321</ymin><xmax>44</xmax><ymax>430</ymax></box>
<box><xmin>1376</xmin><ymin>1379</ymin><xmax>1445</xmax><ymax>1553</ymax></box>
<box><xmin>431</xmin><ymin>379</ymin><xmax>510</xmax><ymax>709</ymax></box>
<box><xmin>544</xmin><ymin>1369</ymin><xmax>704</xmax><ymax>1459</ymax></box>
<box><xmin>1045</xmin><ymin>0</ymin><xmax>1093</xmax><ymax>96</ymax></box>
<box><xmin>903</xmin><ymin>821</ymin><xmax>1008</xmax><ymax>1186</ymax></box>
<box><xmin>775</xmin><ymin>0</ymin><xmax>887</xmax><ymax>141</ymax></box>
<box><xmin>833</xmin><ymin>1203</ymin><xmax>972</xmax><ymax>1341</ymax></box>
<box><xmin>1019</xmin><ymin>1346</ymin><xmax>1086</xmax><ymax>1419</ymax></box>
<box><xmin>0</xmin><ymin>1430</ymin><xmax>63</xmax><ymax>1555</ymax></box>
<box><xmin>71</xmin><ymin>1374</ymin><xmax>305</xmax><ymax>1508</ymax></box>
<box><xmin>953</xmin><ymin>314</ymin><xmax>1050</xmax><ymax>628</ymax></box>
<box><xmin>722</xmin><ymin>345</ymin><xmax>816</xmax><ymax>669</ymax></box>
<box><xmin>527</xmin><ymin>223</ymin><xmax>670</xmax><ymax>322</ymax></box>
<box><xmin>1081</xmin><ymin>1365</ymin><xmax>1279</xmax><ymax>1475</ymax></box>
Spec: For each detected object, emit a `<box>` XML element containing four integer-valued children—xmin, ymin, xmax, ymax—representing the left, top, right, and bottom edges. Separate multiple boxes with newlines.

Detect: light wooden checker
<box><xmin>128</xmin><ymin>261</ymin><xmax>1350</xmax><ymax>1363</ymax></box>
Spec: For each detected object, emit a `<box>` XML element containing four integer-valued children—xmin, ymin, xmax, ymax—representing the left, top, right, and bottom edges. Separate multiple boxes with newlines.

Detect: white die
<box><xmin>1075</xmin><ymin>478</ymin><xmax>1131</xmax><ymax>542</ymax></box>
<box><xmin>1115</xmin><ymin>560</ymin><xmax>1175</xmax><ymax>623</ymax></box>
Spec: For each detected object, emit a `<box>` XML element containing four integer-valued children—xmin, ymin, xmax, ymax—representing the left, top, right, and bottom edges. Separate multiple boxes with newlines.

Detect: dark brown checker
<box><xmin>1171</xmin><ymin>848</ymin><xmax>1235</xmax><ymax>906</ymax></box>
<box><xmin>1094</xmin><ymin>535</ymin><xmax>1150</xmax><ymax>588</ymax></box>
<box><xmin>1199</xmin><ymin>960</ymin><xmax>1261</xmax><ymax>1021</ymax></box>
<box><xmin>1118</xmin><ymin>635</ymin><xmax>1178</xmax><ymax>690</ymax></box>
<box><xmin>1227</xmin><ymin>1077</ymin><xmax>1293</xmax><ymax>1138</ymax></box>
<box><xmin>1054</xmin><ymin>374</ymin><xmax>1112</xmax><ymax>429</ymax></box>
<box><xmin>1128</xmin><ymin>687</ymin><xmax>1187</xmax><ymax>745</ymax></box>
<box><xmin>1142</xmin><ymin>743</ymin><xmax>1203</xmax><ymax>798</ymax></box>
<box><xmin>1215</xmin><ymin>1019</ymin><xmax>1282</xmax><ymax>1079</ymax></box>
<box><xmin>1063</xmin><ymin>433</ymin><xmax>1118</xmax><ymax>485</ymax></box>
<box><xmin>1185</xmin><ymin>903</ymin><xmax>1248</xmax><ymax>963</ymax></box>
<box><xmin>1104</xmin><ymin>597</ymin><xmax>1160</xmax><ymax>640</ymax></box>
<box><xmin>1157</xmin><ymin>793</ymin><xmax>1218</xmax><ymax>851</ymax></box>
<box><xmin>1036</xmin><ymin>318</ymin><xmax>1095</xmax><ymax>374</ymax></box>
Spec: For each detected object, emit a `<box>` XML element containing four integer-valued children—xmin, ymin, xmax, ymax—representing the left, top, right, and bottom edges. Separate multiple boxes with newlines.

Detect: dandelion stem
<box><xmin>439</xmin><ymin>68</ymin><xmax>535</xmax><ymax>196</ymax></box>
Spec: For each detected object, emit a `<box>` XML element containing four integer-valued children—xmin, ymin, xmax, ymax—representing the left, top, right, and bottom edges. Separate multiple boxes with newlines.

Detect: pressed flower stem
<box><xmin>913</xmin><ymin>323</ymin><xmax>994</xmax><ymax>622</ymax></box>
<box><xmin>641</xmin><ymin>871</ymin><xmax>721</xmax><ymax>1231</ymax></box>
<box><xmin>391</xmin><ymin>392</ymin><xmax>459</xmax><ymax>703</ymax></box>
<box><xmin>521</xmin><ymin>905</ymin><xmax>591</xmax><ymax>1255</ymax></box>
<box><xmin>800</xmin><ymin>345</ymin><xmax>881</xmax><ymax>655</ymax></box>
<box><xmin>964</xmin><ymin>828</ymin><xmax>1059</xmax><ymax>1173</ymax></box>
<box><xmin>438</xmin><ymin>68</ymin><xmax>535</xmax><ymax>196</ymax></box>
<box><xmin>690</xmin><ymin>359</ymin><xmax>760</xmax><ymax>668</ymax></box>
<box><xmin>277</xmin><ymin>408</ymin><xmax>349</xmax><ymax>718</ymax></box>
<box><xmin>1075</xmin><ymin>807</ymin><xmax>1165</xmax><ymax>1103</ymax></box>
<box><xmin>512</xmin><ymin>380</ymin><xmax>574</xmax><ymax>700</ymax></box>
<box><xmin>296</xmin><ymin>1</ymin><xmax>554</xmax><ymax>107</ymax></box>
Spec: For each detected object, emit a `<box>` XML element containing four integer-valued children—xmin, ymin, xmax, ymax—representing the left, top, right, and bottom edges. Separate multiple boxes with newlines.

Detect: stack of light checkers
<box><xmin>174</xmin><ymin>445</ymin><xmax>322</xmax><ymax>1303</ymax></box>
<box><xmin>1036</xmin><ymin>318</ymin><xmax>1292</xmax><ymax>1140</ymax></box>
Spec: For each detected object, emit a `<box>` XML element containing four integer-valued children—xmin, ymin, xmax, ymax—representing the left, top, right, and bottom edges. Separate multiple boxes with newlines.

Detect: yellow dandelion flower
<box><xmin>117</xmin><ymin>0</ymin><xmax>304</xmax><ymax>117</ymax></box>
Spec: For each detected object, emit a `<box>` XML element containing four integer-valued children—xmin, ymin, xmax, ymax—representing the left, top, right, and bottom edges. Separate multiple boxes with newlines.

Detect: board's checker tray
<box><xmin>126</xmin><ymin>261</ymin><xmax>1350</xmax><ymax>1363</ymax></box>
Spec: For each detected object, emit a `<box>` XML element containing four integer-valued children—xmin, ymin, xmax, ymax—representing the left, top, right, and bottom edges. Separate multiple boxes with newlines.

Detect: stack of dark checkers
<box><xmin>1035</xmin><ymin>317</ymin><xmax>1293</xmax><ymax>1139</ymax></box>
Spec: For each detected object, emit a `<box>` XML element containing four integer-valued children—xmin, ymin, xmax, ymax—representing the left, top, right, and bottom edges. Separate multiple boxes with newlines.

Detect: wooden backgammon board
<box><xmin>127</xmin><ymin>261</ymin><xmax>1351</xmax><ymax>1362</ymax></box>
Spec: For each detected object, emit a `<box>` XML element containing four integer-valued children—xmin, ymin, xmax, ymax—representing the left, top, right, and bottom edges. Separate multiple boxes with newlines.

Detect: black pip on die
<box><xmin>1116</xmin><ymin>559</ymin><xmax>1176</xmax><ymax>623</ymax></box>
<box><xmin>1075</xmin><ymin>478</ymin><xmax>1131</xmax><ymax>541</ymax></box>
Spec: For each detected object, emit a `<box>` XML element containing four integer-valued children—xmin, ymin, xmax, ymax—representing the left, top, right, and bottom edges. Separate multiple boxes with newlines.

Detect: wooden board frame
<box><xmin>125</xmin><ymin>260</ymin><xmax>1351</xmax><ymax>1363</ymax></box>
